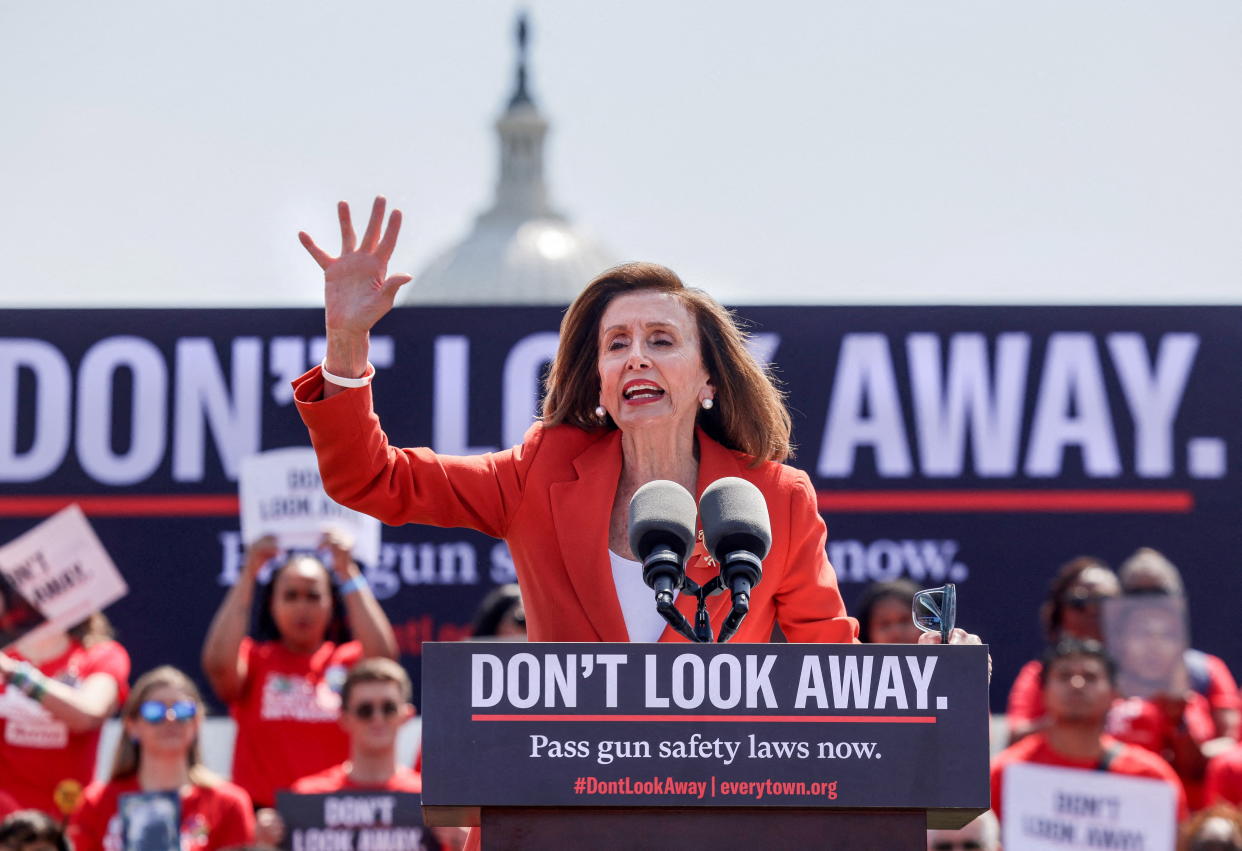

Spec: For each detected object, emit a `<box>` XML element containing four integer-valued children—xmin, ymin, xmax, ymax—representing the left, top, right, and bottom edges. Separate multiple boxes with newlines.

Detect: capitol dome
<box><xmin>400</xmin><ymin>16</ymin><xmax>615</xmax><ymax>305</ymax></box>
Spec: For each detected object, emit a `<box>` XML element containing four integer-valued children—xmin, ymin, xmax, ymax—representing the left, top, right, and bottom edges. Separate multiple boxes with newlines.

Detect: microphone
<box><xmin>628</xmin><ymin>481</ymin><xmax>699</xmax><ymax>642</ymax></box>
<box><xmin>699</xmin><ymin>477</ymin><xmax>771</xmax><ymax>643</ymax></box>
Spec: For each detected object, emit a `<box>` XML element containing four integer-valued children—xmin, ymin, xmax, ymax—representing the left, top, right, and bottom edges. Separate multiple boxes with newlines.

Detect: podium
<box><xmin>422</xmin><ymin>643</ymin><xmax>990</xmax><ymax>850</ymax></box>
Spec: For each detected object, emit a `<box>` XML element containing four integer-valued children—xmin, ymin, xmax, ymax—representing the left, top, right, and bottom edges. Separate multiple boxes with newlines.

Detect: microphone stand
<box><xmin>654</xmin><ymin>576</ymin><xmax>727</xmax><ymax>644</ymax></box>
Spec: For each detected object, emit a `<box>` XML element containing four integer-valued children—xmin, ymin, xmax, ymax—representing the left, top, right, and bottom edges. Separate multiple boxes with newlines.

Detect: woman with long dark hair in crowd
<box><xmin>1005</xmin><ymin>556</ymin><xmax>1119</xmax><ymax>743</ymax></box>
<box><xmin>200</xmin><ymin>530</ymin><xmax>397</xmax><ymax>809</ymax></box>
<box><xmin>853</xmin><ymin>579</ymin><xmax>922</xmax><ymax>644</ymax></box>
<box><xmin>0</xmin><ymin>613</ymin><xmax>130</xmax><ymax>817</ymax></box>
<box><xmin>68</xmin><ymin>666</ymin><xmax>254</xmax><ymax>851</ymax></box>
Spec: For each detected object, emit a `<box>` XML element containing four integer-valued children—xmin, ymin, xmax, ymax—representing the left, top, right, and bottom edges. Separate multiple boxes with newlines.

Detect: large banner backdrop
<box><xmin>2</xmin><ymin>306</ymin><xmax>1238</xmax><ymax>712</ymax></box>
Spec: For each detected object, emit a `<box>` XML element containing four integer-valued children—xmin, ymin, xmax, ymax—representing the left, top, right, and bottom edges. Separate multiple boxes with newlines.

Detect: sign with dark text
<box><xmin>1001</xmin><ymin>763</ymin><xmax>1175</xmax><ymax>850</ymax></box>
<box><xmin>2</xmin><ymin>306</ymin><xmax>1238</xmax><ymax>710</ymax></box>
<box><xmin>421</xmin><ymin>642</ymin><xmax>989</xmax><ymax>821</ymax></box>
<box><xmin>276</xmin><ymin>791</ymin><xmax>430</xmax><ymax>851</ymax></box>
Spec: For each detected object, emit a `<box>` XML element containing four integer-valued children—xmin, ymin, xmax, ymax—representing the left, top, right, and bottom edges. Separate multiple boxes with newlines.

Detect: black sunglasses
<box><xmin>1063</xmin><ymin>589</ymin><xmax>1108</xmax><ymax>610</ymax></box>
<box><xmin>350</xmin><ymin>700</ymin><xmax>400</xmax><ymax>721</ymax></box>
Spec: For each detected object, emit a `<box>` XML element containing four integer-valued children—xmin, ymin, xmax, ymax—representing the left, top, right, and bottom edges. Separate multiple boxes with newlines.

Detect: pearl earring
<box><xmin>595</xmin><ymin>405</ymin><xmax>607</xmax><ymax>418</ymax></box>
<box><xmin>701</xmin><ymin>398</ymin><xmax>714</xmax><ymax>410</ymax></box>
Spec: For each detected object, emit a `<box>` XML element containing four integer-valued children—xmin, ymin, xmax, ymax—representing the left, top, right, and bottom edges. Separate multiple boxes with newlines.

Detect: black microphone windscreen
<box><xmin>699</xmin><ymin>477</ymin><xmax>772</xmax><ymax>561</ymax></box>
<box><xmin>628</xmin><ymin>480</ymin><xmax>698</xmax><ymax>561</ymax></box>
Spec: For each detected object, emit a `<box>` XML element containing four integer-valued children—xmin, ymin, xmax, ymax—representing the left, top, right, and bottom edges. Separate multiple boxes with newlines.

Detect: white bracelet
<box><xmin>320</xmin><ymin>360</ymin><xmax>375</xmax><ymax>388</ymax></box>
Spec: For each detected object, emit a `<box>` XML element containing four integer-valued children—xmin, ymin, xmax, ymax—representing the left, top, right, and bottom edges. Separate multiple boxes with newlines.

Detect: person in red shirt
<box><xmin>1005</xmin><ymin>557</ymin><xmax>1121</xmax><ymax>743</ymax></box>
<box><xmin>256</xmin><ymin>658</ymin><xmax>465</xmax><ymax>850</ymax></box>
<box><xmin>992</xmin><ymin>638</ymin><xmax>1188</xmax><ymax>824</ymax></box>
<box><xmin>68</xmin><ymin>666</ymin><xmax>254</xmax><ymax>851</ymax></box>
<box><xmin>200</xmin><ymin>531</ymin><xmax>398</xmax><ymax>808</ymax></box>
<box><xmin>0</xmin><ymin>614</ymin><xmax>130</xmax><ymax>817</ymax></box>
<box><xmin>1117</xmin><ymin>548</ymin><xmax>1241</xmax><ymax>744</ymax></box>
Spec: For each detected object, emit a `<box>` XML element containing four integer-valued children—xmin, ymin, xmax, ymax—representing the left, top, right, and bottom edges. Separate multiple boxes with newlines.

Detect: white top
<box><xmin>609</xmin><ymin>550</ymin><xmax>676</xmax><ymax>643</ymax></box>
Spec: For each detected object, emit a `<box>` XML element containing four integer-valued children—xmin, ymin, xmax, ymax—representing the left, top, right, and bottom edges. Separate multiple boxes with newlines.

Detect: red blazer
<box><xmin>294</xmin><ymin>368</ymin><xmax>857</xmax><ymax>644</ymax></box>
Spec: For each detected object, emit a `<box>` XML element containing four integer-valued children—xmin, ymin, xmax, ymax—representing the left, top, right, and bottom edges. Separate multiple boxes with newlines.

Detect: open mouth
<box><xmin>622</xmin><ymin>381</ymin><xmax>665</xmax><ymax>402</ymax></box>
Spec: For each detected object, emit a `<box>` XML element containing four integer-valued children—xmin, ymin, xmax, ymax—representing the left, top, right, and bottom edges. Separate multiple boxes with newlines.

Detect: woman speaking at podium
<box><xmin>292</xmin><ymin>197</ymin><xmax>969</xmax><ymax>648</ymax></box>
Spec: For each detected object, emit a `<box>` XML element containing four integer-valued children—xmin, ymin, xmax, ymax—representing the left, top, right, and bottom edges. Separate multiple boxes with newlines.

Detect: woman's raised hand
<box><xmin>299</xmin><ymin>196</ymin><xmax>412</xmax><ymax>339</ymax></box>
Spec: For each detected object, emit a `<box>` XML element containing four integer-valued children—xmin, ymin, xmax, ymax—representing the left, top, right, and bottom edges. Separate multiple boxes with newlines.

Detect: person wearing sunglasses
<box><xmin>201</xmin><ymin>530</ymin><xmax>398</xmax><ymax>811</ymax></box>
<box><xmin>925</xmin><ymin>810</ymin><xmax>999</xmax><ymax>851</ymax></box>
<box><xmin>68</xmin><ymin>666</ymin><xmax>254</xmax><ymax>851</ymax></box>
<box><xmin>1005</xmin><ymin>556</ymin><xmax>1120</xmax><ymax>744</ymax></box>
<box><xmin>254</xmin><ymin>659</ymin><xmax>465</xmax><ymax>849</ymax></box>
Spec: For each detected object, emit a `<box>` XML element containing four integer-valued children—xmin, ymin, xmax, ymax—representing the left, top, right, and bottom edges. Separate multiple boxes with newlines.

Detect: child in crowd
<box><xmin>68</xmin><ymin>666</ymin><xmax>254</xmax><ymax>851</ymax></box>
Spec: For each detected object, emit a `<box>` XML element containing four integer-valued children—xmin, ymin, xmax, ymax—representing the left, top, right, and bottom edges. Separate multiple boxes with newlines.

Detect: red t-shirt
<box><xmin>1106</xmin><ymin>692</ymin><xmax>1216</xmax><ymax>810</ymax></box>
<box><xmin>292</xmin><ymin>762</ymin><xmax>423</xmax><ymax>794</ymax></box>
<box><xmin>229</xmin><ymin>637</ymin><xmax>361</xmax><ymax>807</ymax></box>
<box><xmin>990</xmin><ymin>732</ymin><xmax>1188</xmax><ymax>823</ymax></box>
<box><xmin>0</xmin><ymin>787</ymin><xmax>19</xmax><ymax>818</ymax></box>
<box><xmin>1004</xmin><ymin>658</ymin><xmax>1045</xmax><ymax>737</ymax></box>
<box><xmin>1007</xmin><ymin>651</ymin><xmax>1240</xmax><ymax>738</ymax></box>
<box><xmin>0</xmin><ymin>640</ymin><xmax>130</xmax><ymax>815</ymax></box>
<box><xmin>68</xmin><ymin>776</ymin><xmax>254</xmax><ymax>851</ymax></box>
<box><xmin>1206</xmin><ymin>744</ymin><xmax>1242</xmax><ymax>806</ymax></box>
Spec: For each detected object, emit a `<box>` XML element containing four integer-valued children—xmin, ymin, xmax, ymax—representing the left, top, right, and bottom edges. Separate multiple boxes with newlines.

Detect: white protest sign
<box><xmin>0</xmin><ymin>504</ymin><xmax>129</xmax><ymax>647</ymax></box>
<box><xmin>239</xmin><ymin>447</ymin><xmax>382</xmax><ymax>567</ymax></box>
<box><xmin>1002</xmin><ymin>762</ymin><xmax>1176</xmax><ymax>851</ymax></box>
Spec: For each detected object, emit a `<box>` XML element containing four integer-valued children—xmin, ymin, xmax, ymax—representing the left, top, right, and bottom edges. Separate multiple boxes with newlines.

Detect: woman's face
<box><xmin>867</xmin><ymin>596</ymin><xmax>921</xmax><ymax>644</ymax></box>
<box><xmin>1118</xmin><ymin>606</ymin><xmax>1185</xmax><ymax>684</ymax></box>
<box><xmin>271</xmin><ymin>559</ymin><xmax>333</xmax><ymax>650</ymax></box>
<box><xmin>596</xmin><ymin>291</ymin><xmax>712</xmax><ymax>437</ymax></box>
<box><xmin>1060</xmin><ymin>566</ymin><xmax>1120</xmax><ymax>640</ymax></box>
<box><xmin>126</xmin><ymin>683</ymin><xmax>200</xmax><ymax>760</ymax></box>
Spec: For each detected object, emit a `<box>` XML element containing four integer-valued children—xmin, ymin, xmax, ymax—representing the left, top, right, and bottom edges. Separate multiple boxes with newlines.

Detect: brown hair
<box><xmin>67</xmin><ymin>612</ymin><xmax>115</xmax><ymax>648</ymax></box>
<box><xmin>341</xmin><ymin>657</ymin><xmax>412</xmax><ymax>710</ymax></box>
<box><xmin>1040</xmin><ymin>556</ymin><xmax>1116</xmax><ymax>642</ymax></box>
<box><xmin>542</xmin><ymin>262</ymin><xmax>792</xmax><ymax>464</ymax></box>
<box><xmin>1178</xmin><ymin>804</ymin><xmax>1242</xmax><ymax>851</ymax></box>
<box><xmin>110</xmin><ymin>666</ymin><xmax>220</xmax><ymax>788</ymax></box>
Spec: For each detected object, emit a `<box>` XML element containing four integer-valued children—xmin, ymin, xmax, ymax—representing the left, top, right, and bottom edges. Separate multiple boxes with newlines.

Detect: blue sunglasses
<box><xmin>138</xmin><ymin>700</ymin><xmax>197</xmax><ymax>724</ymax></box>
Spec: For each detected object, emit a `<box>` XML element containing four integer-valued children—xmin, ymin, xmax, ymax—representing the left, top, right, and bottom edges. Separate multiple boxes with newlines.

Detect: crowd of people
<box><xmin>2</xmin><ymin>545</ymin><xmax>1240</xmax><ymax>850</ymax></box>
<box><xmin>853</xmin><ymin>550</ymin><xmax>1242</xmax><ymax>850</ymax></box>
<box><xmin>3</xmin><ymin>199</ymin><xmax>1240</xmax><ymax>850</ymax></box>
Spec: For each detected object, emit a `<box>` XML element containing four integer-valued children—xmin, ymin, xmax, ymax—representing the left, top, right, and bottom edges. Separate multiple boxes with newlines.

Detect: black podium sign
<box><xmin>422</xmin><ymin>642</ymin><xmax>989</xmax><ymax>826</ymax></box>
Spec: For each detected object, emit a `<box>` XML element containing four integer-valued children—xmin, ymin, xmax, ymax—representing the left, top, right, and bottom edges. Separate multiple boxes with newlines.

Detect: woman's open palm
<box><xmin>299</xmin><ymin>196</ymin><xmax>411</xmax><ymax>336</ymax></box>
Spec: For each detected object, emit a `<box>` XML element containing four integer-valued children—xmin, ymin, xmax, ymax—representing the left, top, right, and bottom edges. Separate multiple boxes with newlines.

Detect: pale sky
<box><xmin>1</xmin><ymin>1</ymin><xmax>1239</xmax><ymax>307</ymax></box>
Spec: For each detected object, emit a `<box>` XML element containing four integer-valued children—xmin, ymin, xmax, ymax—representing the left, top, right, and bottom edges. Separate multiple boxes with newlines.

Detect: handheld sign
<box><xmin>1102</xmin><ymin>596</ymin><xmax>1190</xmax><ymax>699</ymax></box>
<box><xmin>276</xmin><ymin>791</ymin><xmax>430</xmax><ymax>851</ymax></box>
<box><xmin>0</xmin><ymin>504</ymin><xmax>127</xmax><ymax>648</ymax></box>
<box><xmin>239</xmin><ymin>447</ymin><xmax>382</xmax><ymax>567</ymax></box>
<box><xmin>1001</xmin><ymin>763</ymin><xmax>1176</xmax><ymax>850</ymax></box>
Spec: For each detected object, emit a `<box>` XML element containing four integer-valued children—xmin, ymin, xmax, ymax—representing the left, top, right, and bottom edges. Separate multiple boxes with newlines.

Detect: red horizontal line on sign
<box><xmin>472</xmin><ymin>714</ymin><xmax>937</xmax><ymax>724</ymax></box>
<box><xmin>0</xmin><ymin>495</ymin><xmax>241</xmax><ymax>517</ymax></box>
<box><xmin>816</xmin><ymin>490</ymin><xmax>1194</xmax><ymax>513</ymax></box>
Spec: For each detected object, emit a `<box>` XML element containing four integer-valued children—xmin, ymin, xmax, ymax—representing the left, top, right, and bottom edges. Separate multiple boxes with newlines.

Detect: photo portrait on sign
<box><xmin>1102</xmin><ymin>596</ymin><xmax>1190</xmax><ymax>699</ymax></box>
<box><xmin>119</xmin><ymin>790</ymin><xmax>181</xmax><ymax>851</ymax></box>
